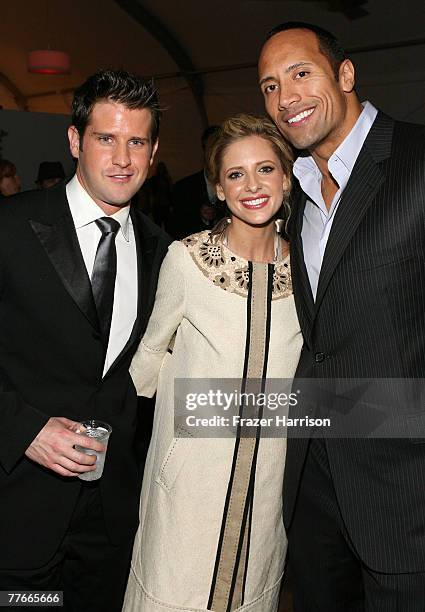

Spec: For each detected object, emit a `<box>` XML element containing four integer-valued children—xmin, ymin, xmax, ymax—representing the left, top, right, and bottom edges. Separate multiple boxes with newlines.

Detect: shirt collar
<box><xmin>66</xmin><ymin>174</ymin><xmax>131</xmax><ymax>241</ymax></box>
<box><xmin>293</xmin><ymin>101</ymin><xmax>378</xmax><ymax>182</ymax></box>
<box><xmin>330</xmin><ymin>101</ymin><xmax>378</xmax><ymax>174</ymax></box>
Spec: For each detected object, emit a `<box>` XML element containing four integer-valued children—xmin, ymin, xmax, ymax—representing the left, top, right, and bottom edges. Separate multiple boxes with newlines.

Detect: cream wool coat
<box><xmin>123</xmin><ymin>231</ymin><xmax>302</xmax><ymax>612</ymax></box>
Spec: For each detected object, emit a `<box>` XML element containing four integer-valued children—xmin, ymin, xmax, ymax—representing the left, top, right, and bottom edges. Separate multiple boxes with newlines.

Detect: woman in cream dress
<box><xmin>123</xmin><ymin>115</ymin><xmax>302</xmax><ymax>612</ymax></box>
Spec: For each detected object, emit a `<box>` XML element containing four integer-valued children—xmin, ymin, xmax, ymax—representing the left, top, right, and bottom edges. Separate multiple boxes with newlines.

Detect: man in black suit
<box><xmin>0</xmin><ymin>69</ymin><xmax>170</xmax><ymax>611</ymax></box>
<box><xmin>259</xmin><ymin>22</ymin><xmax>425</xmax><ymax>610</ymax></box>
<box><xmin>169</xmin><ymin>125</ymin><xmax>219</xmax><ymax>238</ymax></box>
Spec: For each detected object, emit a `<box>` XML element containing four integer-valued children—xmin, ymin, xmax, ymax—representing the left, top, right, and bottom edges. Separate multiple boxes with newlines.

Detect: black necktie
<box><xmin>91</xmin><ymin>217</ymin><xmax>121</xmax><ymax>349</ymax></box>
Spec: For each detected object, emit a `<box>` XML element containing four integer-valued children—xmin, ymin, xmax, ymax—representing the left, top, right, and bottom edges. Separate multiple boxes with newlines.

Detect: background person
<box><xmin>169</xmin><ymin>124</ymin><xmax>220</xmax><ymax>238</ymax></box>
<box><xmin>259</xmin><ymin>21</ymin><xmax>425</xmax><ymax>611</ymax></box>
<box><xmin>134</xmin><ymin>161</ymin><xmax>173</xmax><ymax>229</ymax></box>
<box><xmin>123</xmin><ymin>114</ymin><xmax>302</xmax><ymax>612</ymax></box>
<box><xmin>36</xmin><ymin>160</ymin><xmax>66</xmax><ymax>189</ymax></box>
<box><xmin>0</xmin><ymin>158</ymin><xmax>21</xmax><ymax>197</ymax></box>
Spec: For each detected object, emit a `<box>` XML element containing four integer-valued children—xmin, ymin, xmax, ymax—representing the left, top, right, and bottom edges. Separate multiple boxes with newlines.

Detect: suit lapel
<box><xmin>105</xmin><ymin>208</ymin><xmax>159</xmax><ymax>376</ymax></box>
<box><xmin>290</xmin><ymin>187</ymin><xmax>315</xmax><ymax>342</ymax></box>
<box><xmin>314</xmin><ymin>112</ymin><xmax>394</xmax><ymax>315</ymax></box>
<box><xmin>29</xmin><ymin>186</ymin><xmax>99</xmax><ymax>330</ymax></box>
<box><xmin>29</xmin><ymin>185</ymin><xmax>164</xmax><ymax>375</ymax></box>
<box><xmin>131</xmin><ymin>208</ymin><xmax>160</xmax><ymax>336</ymax></box>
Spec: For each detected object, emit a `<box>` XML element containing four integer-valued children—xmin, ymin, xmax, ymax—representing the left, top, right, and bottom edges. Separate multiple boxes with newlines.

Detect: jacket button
<box><xmin>315</xmin><ymin>352</ymin><xmax>326</xmax><ymax>363</ymax></box>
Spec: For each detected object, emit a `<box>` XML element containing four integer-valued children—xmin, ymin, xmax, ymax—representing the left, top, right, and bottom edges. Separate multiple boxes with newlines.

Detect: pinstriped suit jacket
<box><xmin>285</xmin><ymin>112</ymin><xmax>425</xmax><ymax>572</ymax></box>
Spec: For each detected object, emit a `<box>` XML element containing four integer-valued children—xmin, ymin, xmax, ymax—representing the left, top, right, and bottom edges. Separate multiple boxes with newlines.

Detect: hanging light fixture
<box><xmin>28</xmin><ymin>49</ymin><xmax>70</xmax><ymax>75</ymax></box>
<box><xmin>27</xmin><ymin>0</ymin><xmax>70</xmax><ymax>75</ymax></box>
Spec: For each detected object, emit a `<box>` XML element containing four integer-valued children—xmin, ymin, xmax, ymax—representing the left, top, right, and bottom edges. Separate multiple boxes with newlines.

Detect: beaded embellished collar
<box><xmin>182</xmin><ymin>230</ymin><xmax>293</xmax><ymax>300</ymax></box>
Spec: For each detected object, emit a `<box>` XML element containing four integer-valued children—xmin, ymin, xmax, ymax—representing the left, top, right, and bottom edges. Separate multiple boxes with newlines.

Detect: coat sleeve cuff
<box><xmin>0</xmin><ymin>392</ymin><xmax>50</xmax><ymax>474</ymax></box>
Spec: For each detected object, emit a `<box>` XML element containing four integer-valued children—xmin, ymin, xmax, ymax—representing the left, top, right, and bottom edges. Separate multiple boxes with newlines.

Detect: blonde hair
<box><xmin>205</xmin><ymin>113</ymin><xmax>293</xmax><ymax>193</ymax></box>
<box><xmin>205</xmin><ymin>113</ymin><xmax>293</xmax><ymax>238</ymax></box>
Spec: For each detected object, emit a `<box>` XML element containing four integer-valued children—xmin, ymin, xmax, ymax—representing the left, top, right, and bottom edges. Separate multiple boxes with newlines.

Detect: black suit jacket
<box><xmin>286</xmin><ymin>112</ymin><xmax>425</xmax><ymax>572</ymax></box>
<box><xmin>0</xmin><ymin>182</ymin><xmax>170</xmax><ymax>568</ymax></box>
<box><xmin>170</xmin><ymin>170</ymin><xmax>211</xmax><ymax>238</ymax></box>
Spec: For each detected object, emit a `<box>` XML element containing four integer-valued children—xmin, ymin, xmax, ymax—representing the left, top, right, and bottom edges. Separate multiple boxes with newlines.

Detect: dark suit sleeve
<box><xmin>0</xmin><ymin>252</ymin><xmax>50</xmax><ymax>473</ymax></box>
<box><xmin>0</xmin><ymin>390</ymin><xmax>50</xmax><ymax>473</ymax></box>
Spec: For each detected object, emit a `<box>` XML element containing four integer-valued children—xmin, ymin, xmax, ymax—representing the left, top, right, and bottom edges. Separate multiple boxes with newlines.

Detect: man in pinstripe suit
<box><xmin>259</xmin><ymin>22</ymin><xmax>425</xmax><ymax>611</ymax></box>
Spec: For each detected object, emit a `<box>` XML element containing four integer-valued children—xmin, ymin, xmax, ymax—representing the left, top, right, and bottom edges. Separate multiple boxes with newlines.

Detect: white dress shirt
<box><xmin>66</xmin><ymin>175</ymin><xmax>138</xmax><ymax>375</ymax></box>
<box><xmin>294</xmin><ymin>101</ymin><xmax>378</xmax><ymax>299</ymax></box>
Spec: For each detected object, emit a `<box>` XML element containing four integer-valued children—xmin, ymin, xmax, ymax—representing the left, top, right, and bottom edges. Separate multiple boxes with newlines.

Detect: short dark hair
<box><xmin>71</xmin><ymin>69</ymin><xmax>161</xmax><ymax>143</ymax></box>
<box><xmin>265</xmin><ymin>22</ymin><xmax>346</xmax><ymax>79</ymax></box>
<box><xmin>201</xmin><ymin>125</ymin><xmax>220</xmax><ymax>150</ymax></box>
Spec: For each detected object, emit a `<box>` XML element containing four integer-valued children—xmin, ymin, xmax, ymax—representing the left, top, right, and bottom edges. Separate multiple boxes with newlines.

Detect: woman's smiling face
<box><xmin>216</xmin><ymin>135</ymin><xmax>289</xmax><ymax>228</ymax></box>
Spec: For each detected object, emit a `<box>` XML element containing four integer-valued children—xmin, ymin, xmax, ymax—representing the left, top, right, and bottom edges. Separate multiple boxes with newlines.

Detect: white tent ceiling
<box><xmin>1</xmin><ymin>0</ymin><xmax>424</xmax><ymax>180</ymax></box>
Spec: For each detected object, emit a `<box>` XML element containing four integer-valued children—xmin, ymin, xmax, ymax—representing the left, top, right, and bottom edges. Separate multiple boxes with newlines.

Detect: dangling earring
<box><xmin>275</xmin><ymin>218</ymin><xmax>283</xmax><ymax>234</ymax></box>
<box><xmin>275</xmin><ymin>194</ymin><xmax>290</xmax><ymax>235</ymax></box>
<box><xmin>282</xmin><ymin>196</ymin><xmax>291</xmax><ymax>238</ymax></box>
<box><xmin>208</xmin><ymin>215</ymin><xmax>231</xmax><ymax>243</ymax></box>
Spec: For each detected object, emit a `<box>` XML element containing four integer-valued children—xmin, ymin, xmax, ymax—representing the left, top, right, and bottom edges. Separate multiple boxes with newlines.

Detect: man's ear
<box><xmin>339</xmin><ymin>59</ymin><xmax>356</xmax><ymax>93</ymax></box>
<box><xmin>68</xmin><ymin>126</ymin><xmax>81</xmax><ymax>159</ymax></box>
<box><xmin>150</xmin><ymin>139</ymin><xmax>159</xmax><ymax>165</ymax></box>
<box><xmin>216</xmin><ymin>183</ymin><xmax>226</xmax><ymax>202</ymax></box>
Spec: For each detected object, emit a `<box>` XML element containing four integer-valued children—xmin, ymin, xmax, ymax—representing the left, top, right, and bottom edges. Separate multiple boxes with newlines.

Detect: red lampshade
<box><xmin>28</xmin><ymin>49</ymin><xmax>70</xmax><ymax>75</ymax></box>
